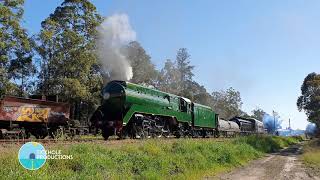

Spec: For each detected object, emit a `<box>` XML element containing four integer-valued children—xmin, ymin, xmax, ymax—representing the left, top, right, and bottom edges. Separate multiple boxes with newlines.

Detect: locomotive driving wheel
<box><xmin>131</xmin><ymin>115</ymin><xmax>171</xmax><ymax>139</ymax></box>
<box><xmin>133</xmin><ymin>120</ymin><xmax>150</xmax><ymax>139</ymax></box>
<box><xmin>129</xmin><ymin>114</ymin><xmax>148</xmax><ymax>139</ymax></box>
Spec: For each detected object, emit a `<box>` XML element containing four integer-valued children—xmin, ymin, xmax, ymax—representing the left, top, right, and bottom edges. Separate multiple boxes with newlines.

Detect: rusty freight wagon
<box><xmin>0</xmin><ymin>96</ymin><xmax>70</xmax><ymax>139</ymax></box>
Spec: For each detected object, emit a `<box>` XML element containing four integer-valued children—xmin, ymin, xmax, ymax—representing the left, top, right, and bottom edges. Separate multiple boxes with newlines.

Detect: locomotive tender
<box><xmin>90</xmin><ymin>80</ymin><xmax>265</xmax><ymax>140</ymax></box>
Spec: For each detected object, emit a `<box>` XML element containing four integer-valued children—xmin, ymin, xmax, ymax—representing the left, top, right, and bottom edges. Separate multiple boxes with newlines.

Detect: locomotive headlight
<box><xmin>103</xmin><ymin>92</ymin><xmax>110</xmax><ymax>100</ymax></box>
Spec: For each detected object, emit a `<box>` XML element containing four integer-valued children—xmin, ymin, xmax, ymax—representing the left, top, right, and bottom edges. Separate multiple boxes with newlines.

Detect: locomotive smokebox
<box><xmin>90</xmin><ymin>81</ymin><xmax>127</xmax><ymax>139</ymax></box>
<box><xmin>101</xmin><ymin>81</ymin><xmax>126</xmax><ymax>111</ymax></box>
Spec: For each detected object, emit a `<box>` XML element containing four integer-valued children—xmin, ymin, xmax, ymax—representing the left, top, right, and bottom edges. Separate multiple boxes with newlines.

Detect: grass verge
<box><xmin>0</xmin><ymin>135</ymin><xmax>302</xmax><ymax>180</ymax></box>
<box><xmin>302</xmin><ymin>138</ymin><xmax>320</xmax><ymax>175</ymax></box>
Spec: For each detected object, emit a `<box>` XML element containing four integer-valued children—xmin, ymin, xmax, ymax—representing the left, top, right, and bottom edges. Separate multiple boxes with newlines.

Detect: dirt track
<box><xmin>215</xmin><ymin>143</ymin><xmax>320</xmax><ymax>180</ymax></box>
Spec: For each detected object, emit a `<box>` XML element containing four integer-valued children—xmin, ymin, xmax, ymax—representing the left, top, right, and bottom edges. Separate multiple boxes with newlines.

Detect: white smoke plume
<box><xmin>97</xmin><ymin>13</ymin><xmax>136</xmax><ymax>81</ymax></box>
<box><xmin>263</xmin><ymin>113</ymin><xmax>282</xmax><ymax>133</ymax></box>
<box><xmin>306</xmin><ymin>123</ymin><xmax>317</xmax><ymax>136</ymax></box>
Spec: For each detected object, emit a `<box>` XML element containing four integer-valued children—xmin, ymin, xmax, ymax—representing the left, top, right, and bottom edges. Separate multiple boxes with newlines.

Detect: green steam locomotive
<box><xmin>90</xmin><ymin>81</ymin><xmax>219</xmax><ymax>140</ymax></box>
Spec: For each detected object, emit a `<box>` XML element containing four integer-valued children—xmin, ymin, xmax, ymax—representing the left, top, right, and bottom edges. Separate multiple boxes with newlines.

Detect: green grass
<box><xmin>302</xmin><ymin>138</ymin><xmax>320</xmax><ymax>173</ymax></box>
<box><xmin>235</xmin><ymin>135</ymin><xmax>302</xmax><ymax>153</ymax></box>
<box><xmin>0</xmin><ymin>135</ymin><xmax>302</xmax><ymax>180</ymax></box>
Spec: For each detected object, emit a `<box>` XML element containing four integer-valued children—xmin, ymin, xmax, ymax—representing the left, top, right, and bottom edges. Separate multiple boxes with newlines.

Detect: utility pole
<box><xmin>273</xmin><ymin>110</ymin><xmax>276</xmax><ymax>134</ymax></box>
<box><xmin>289</xmin><ymin>118</ymin><xmax>291</xmax><ymax>130</ymax></box>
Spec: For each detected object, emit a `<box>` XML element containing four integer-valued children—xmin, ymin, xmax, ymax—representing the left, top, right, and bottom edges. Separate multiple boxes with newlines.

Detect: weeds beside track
<box><xmin>0</xmin><ymin>135</ymin><xmax>302</xmax><ymax>180</ymax></box>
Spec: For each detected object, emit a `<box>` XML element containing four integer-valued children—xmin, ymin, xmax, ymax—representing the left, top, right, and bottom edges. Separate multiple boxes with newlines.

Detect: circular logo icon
<box><xmin>18</xmin><ymin>142</ymin><xmax>46</xmax><ymax>170</ymax></box>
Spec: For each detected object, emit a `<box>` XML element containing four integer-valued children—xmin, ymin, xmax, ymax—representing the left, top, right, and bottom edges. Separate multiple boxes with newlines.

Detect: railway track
<box><xmin>0</xmin><ymin>137</ymin><xmax>105</xmax><ymax>144</ymax></box>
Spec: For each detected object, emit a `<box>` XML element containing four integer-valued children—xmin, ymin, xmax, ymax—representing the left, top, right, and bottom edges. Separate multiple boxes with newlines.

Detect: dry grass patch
<box><xmin>302</xmin><ymin>139</ymin><xmax>320</xmax><ymax>174</ymax></box>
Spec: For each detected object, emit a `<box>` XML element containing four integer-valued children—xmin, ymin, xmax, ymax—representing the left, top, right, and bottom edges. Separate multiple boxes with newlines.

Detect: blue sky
<box><xmin>23</xmin><ymin>0</ymin><xmax>320</xmax><ymax>129</ymax></box>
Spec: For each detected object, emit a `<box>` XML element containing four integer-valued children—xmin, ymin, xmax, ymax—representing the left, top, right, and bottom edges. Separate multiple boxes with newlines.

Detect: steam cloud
<box><xmin>97</xmin><ymin>13</ymin><xmax>136</xmax><ymax>81</ymax></box>
<box><xmin>263</xmin><ymin>113</ymin><xmax>282</xmax><ymax>133</ymax></box>
<box><xmin>306</xmin><ymin>123</ymin><xmax>317</xmax><ymax>136</ymax></box>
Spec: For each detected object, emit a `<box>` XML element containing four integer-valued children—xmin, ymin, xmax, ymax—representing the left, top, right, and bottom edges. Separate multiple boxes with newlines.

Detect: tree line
<box><xmin>0</xmin><ymin>0</ymin><xmax>274</xmax><ymax>122</ymax></box>
<box><xmin>297</xmin><ymin>73</ymin><xmax>320</xmax><ymax>132</ymax></box>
